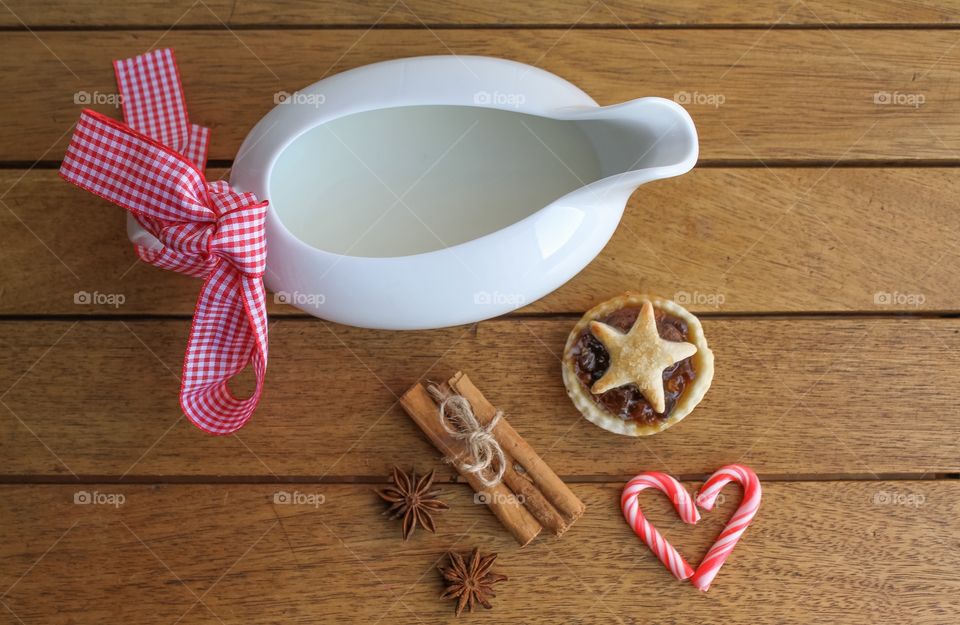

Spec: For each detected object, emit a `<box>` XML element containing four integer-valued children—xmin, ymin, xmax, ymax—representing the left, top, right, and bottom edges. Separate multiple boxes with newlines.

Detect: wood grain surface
<box><xmin>3</xmin><ymin>168</ymin><xmax>956</xmax><ymax>316</ymax></box>
<box><xmin>4</xmin><ymin>0</ymin><xmax>960</xmax><ymax>26</ymax></box>
<box><xmin>1</xmin><ymin>481</ymin><xmax>956</xmax><ymax>624</ymax></box>
<box><xmin>2</xmin><ymin>29</ymin><xmax>960</xmax><ymax>163</ymax></box>
<box><xmin>2</xmin><ymin>2</ymin><xmax>958</xmax><ymax>624</ymax></box>
<box><xmin>1</xmin><ymin>317</ymin><xmax>957</xmax><ymax>478</ymax></box>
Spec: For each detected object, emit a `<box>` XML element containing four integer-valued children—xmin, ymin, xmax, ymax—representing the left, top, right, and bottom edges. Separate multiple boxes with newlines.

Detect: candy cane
<box><xmin>691</xmin><ymin>464</ymin><xmax>762</xmax><ymax>591</ymax></box>
<box><xmin>621</xmin><ymin>472</ymin><xmax>700</xmax><ymax>580</ymax></box>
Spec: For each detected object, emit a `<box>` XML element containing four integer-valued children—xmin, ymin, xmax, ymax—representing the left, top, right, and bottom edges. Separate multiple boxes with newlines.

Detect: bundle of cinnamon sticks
<box><xmin>400</xmin><ymin>371</ymin><xmax>585</xmax><ymax>546</ymax></box>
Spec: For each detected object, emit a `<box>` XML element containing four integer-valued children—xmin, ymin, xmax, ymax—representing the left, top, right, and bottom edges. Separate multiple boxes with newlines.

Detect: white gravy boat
<box><xmin>128</xmin><ymin>55</ymin><xmax>698</xmax><ymax>329</ymax></box>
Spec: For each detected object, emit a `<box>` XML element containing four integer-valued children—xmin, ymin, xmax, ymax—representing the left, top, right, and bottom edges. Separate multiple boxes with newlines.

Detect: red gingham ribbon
<box><xmin>59</xmin><ymin>49</ymin><xmax>268</xmax><ymax>435</ymax></box>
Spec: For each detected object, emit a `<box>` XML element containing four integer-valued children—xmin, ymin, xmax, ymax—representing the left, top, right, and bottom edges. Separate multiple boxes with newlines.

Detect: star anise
<box><xmin>375</xmin><ymin>466</ymin><xmax>448</xmax><ymax>540</ymax></box>
<box><xmin>438</xmin><ymin>548</ymin><xmax>508</xmax><ymax>616</ymax></box>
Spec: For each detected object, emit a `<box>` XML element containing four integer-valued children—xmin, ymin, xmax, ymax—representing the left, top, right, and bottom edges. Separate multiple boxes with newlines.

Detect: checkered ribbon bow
<box><xmin>59</xmin><ymin>49</ymin><xmax>268</xmax><ymax>435</ymax></box>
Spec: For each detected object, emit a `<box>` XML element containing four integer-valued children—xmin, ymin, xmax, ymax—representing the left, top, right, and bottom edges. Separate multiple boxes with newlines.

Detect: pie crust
<box><xmin>561</xmin><ymin>293</ymin><xmax>714</xmax><ymax>436</ymax></box>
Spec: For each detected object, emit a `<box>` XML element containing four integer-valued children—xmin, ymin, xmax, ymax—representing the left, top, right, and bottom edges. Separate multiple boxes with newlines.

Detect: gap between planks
<box><xmin>0</xmin><ymin>473</ymin><xmax>955</xmax><ymax>485</ymax></box>
<box><xmin>1</xmin><ymin>312</ymin><xmax>957</xmax><ymax>322</ymax></box>
<box><xmin>8</xmin><ymin>24</ymin><xmax>960</xmax><ymax>32</ymax></box>
<box><xmin>11</xmin><ymin>160</ymin><xmax>960</xmax><ymax>170</ymax></box>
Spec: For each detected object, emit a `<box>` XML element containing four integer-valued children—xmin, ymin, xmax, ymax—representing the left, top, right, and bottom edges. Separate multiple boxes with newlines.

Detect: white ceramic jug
<box><xmin>129</xmin><ymin>55</ymin><xmax>698</xmax><ymax>329</ymax></box>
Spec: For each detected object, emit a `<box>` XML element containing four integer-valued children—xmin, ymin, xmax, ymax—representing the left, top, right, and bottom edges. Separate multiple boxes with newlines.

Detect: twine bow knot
<box><xmin>428</xmin><ymin>387</ymin><xmax>506</xmax><ymax>488</ymax></box>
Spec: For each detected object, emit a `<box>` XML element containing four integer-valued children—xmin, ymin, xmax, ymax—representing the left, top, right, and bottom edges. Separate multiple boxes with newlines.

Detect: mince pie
<box><xmin>561</xmin><ymin>293</ymin><xmax>714</xmax><ymax>436</ymax></box>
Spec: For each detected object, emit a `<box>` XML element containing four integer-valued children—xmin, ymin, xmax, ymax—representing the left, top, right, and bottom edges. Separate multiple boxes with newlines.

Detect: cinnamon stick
<box><xmin>399</xmin><ymin>371</ymin><xmax>585</xmax><ymax>545</ymax></box>
<box><xmin>446</xmin><ymin>372</ymin><xmax>586</xmax><ymax>535</ymax></box>
<box><xmin>399</xmin><ymin>382</ymin><xmax>542</xmax><ymax>546</ymax></box>
<box><xmin>430</xmin><ymin>380</ymin><xmax>572</xmax><ymax>536</ymax></box>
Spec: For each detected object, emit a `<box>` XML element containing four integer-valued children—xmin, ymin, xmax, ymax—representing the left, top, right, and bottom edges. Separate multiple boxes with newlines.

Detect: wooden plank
<box><xmin>1</xmin><ymin>481</ymin><xmax>956</xmax><ymax>624</ymax></box>
<box><xmin>2</xmin><ymin>29</ymin><xmax>960</xmax><ymax>162</ymax></box>
<box><xmin>3</xmin><ymin>167</ymin><xmax>954</xmax><ymax>316</ymax></box>
<box><xmin>3</xmin><ymin>0</ymin><xmax>960</xmax><ymax>27</ymax></box>
<box><xmin>1</xmin><ymin>317</ymin><xmax>957</xmax><ymax>478</ymax></box>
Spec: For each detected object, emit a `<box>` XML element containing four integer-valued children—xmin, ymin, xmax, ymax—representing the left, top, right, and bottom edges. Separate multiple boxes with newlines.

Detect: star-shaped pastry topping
<box><xmin>588</xmin><ymin>300</ymin><xmax>698</xmax><ymax>413</ymax></box>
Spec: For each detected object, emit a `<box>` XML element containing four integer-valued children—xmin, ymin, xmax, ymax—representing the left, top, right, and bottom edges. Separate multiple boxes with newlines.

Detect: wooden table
<box><xmin>2</xmin><ymin>2</ymin><xmax>959</xmax><ymax>623</ymax></box>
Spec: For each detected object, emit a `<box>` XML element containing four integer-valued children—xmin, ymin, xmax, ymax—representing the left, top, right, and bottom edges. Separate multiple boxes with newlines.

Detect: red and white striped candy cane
<box><xmin>621</xmin><ymin>472</ymin><xmax>701</xmax><ymax>580</ymax></box>
<box><xmin>691</xmin><ymin>464</ymin><xmax>762</xmax><ymax>591</ymax></box>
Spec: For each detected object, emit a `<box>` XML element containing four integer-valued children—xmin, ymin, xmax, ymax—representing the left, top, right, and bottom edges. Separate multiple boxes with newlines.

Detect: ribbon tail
<box><xmin>180</xmin><ymin>263</ymin><xmax>268</xmax><ymax>435</ymax></box>
<box><xmin>183</xmin><ymin>124</ymin><xmax>211</xmax><ymax>172</ymax></box>
<box><xmin>114</xmin><ymin>48</ymin><xmax>210</xmax><ymax>169</ymax></box>
<box><xmin>59</xmin><ymin>109</ymin><xmax>212</xmax><ymax>224</ymax></box>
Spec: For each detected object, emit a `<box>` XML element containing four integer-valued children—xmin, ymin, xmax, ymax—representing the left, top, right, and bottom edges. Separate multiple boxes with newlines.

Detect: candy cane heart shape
<box><xmin>621</xmin><ymin>472</ymin><xmax>701</xmax><ymax>580</ymax></box>
<box><xmin>691</xmin><ymin>464</ymin><xmax>762</xmax><ymax>592</ymax></box>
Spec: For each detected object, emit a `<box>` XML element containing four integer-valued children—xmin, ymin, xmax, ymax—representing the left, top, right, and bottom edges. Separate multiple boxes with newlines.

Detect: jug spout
<box><xmin>561</xmin><ymin>97</ymin><xmax>699</xmax><ymax>192</ymax></box>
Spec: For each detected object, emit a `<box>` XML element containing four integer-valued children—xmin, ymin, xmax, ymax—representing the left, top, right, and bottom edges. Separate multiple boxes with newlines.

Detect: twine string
<box><xmin>427</xmin><ymin>385</ymin><xmax>506</xmax><ymax>487</ymax></box>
